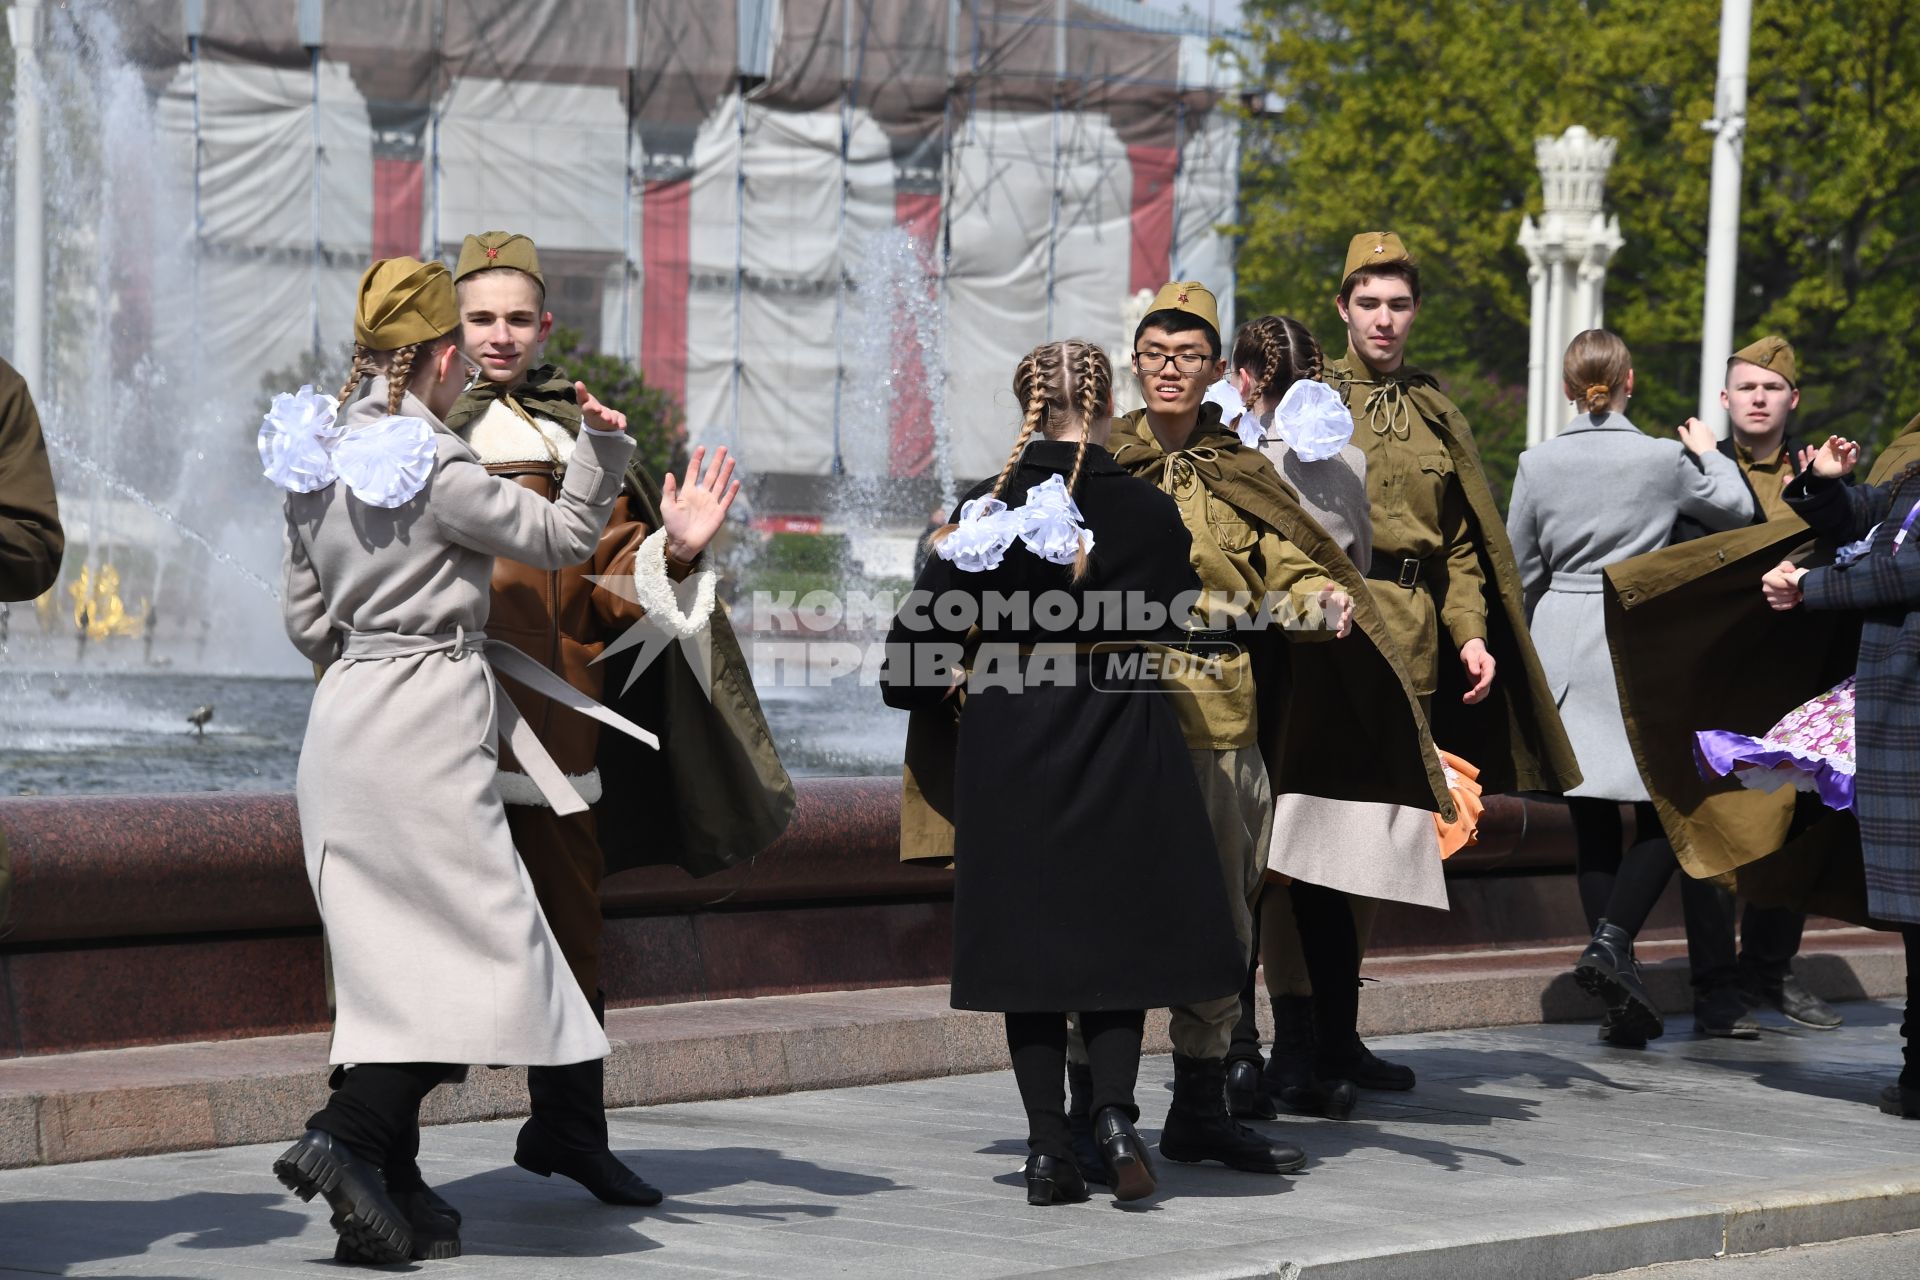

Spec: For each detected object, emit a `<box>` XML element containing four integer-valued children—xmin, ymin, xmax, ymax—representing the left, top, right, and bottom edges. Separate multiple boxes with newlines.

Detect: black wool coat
<box><xmin>881</xmin><ymin>440</ymin><xmax>1244</xmax><ymax>1013</ymax></box>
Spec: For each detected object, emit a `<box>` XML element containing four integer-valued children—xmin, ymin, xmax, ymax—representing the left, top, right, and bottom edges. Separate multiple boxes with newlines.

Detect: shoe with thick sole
<box><xmin>273</xmin><ymin>1129</ymin><xmax>412</xmax><ymax>1265</ymax></box>
<box><xmin>1574</xmin><ymin>922</ymin><xmax>1665</xmax><ymax>1043</ymax></box>
<box><xmin>1695</xmin><ymin>987</ymin><xmax>1762</xmax><ymax>1040</ymax></box>
<box><xmin>1159</xmin><ymin>1055</ymin><xmax>1307</xmax><ymax>1175</ymax></box>
<box><xmin>1347</xmin><ymin>1040</ymin><xmax>1415</xmax><ymax>1092</ymax></box>
<box><xmin>335</xmin><ymin>1188</ymin><xmax>462</xmax><ymax>1262</ymax></box>
<box><xmin>1092</xmin><ymin>1106</ymin><xmax>1157</xmax><ymax>1202</ymax></box>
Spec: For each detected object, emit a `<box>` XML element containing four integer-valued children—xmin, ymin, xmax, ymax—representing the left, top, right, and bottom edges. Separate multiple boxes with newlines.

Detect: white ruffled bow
<box><xmin>1271</xmin><ymin>379</ymin><xmax>1355</xmax><ymax>462</ymax></box>
<box><xmin>258</xmin><ymin>386</ymin><xmax>438</xmax><ymax>509</ymax></box>
<box><xmin>935</xmin><ymin>473</ymin><xmax>1095</xmax><ymax>573</ymax></box>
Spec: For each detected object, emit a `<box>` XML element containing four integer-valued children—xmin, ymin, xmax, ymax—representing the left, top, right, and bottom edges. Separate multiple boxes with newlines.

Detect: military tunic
<box><xmin>1734</xmin><ymin>439</ymin><xmax>1797</xmax><ymax>525</ymax></box>
<box><xmin>1327</xmin><ymin>353</ymin><xmax>1488</xmax><ymax>695</ymax></box>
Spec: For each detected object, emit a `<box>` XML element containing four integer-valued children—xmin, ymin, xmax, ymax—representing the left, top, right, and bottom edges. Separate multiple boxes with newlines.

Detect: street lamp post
<box><xmin>8</xmin><ymin>0</ymin><xmax>46</xmax><ymax>392</ymax></box>
<box><xmin>1696</xmin><ymin>0</ymin><xmax>1752</xmax><ymax>437</ymax></box>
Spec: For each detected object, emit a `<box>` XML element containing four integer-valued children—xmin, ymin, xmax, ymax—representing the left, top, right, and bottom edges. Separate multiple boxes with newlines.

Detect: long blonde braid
<box><xmin>336</xmin><ymin>344</ymin><xmax>380</xmax><ymax>405</ymax></box>
<box><xmin>383</xmin><ymin>343</ymin><xmax>422</xmax><ymax>415</ymax></box>
<box><xmin>1065</xmin><ymin>341</ymin><xmax>1111</xmax><ymax>580</ymax></box>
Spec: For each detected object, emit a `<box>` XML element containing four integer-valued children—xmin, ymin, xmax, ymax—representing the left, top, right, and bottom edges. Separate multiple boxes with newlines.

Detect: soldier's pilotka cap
<box><xmin>454</xmin><ymin>230</ymin><xmax>544</xmax><ymax>285</ymax></box>
<box><xmin>1144</xmin><ymin>280</ymin><xmax>1221</xmax><ymax>340</ymax></box>
<box><xmin>354</xmin><ymin>256</ymin><xmax>458</xmax><ymax>349</ymax></box>
<box><xmin>1728</xmin><ymin>335</ymin><xmax>1798</xmax><ymax>388</ymax></box>
<box><xmin>1343</xmin><ymin>231</ymin><xmax>1414</xmax><ymax>286</ymax></box>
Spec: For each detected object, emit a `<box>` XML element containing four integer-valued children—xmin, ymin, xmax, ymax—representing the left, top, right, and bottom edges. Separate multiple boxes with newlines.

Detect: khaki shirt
<box><xmin>1734</xmin><ymin>439</ymin><xmax>1796</xmax><ymax>524</ymax></box>
<box><xmin>1128</xmin><ymin>417</ymin><xmax>1333</xmax><ymax>749</ymax></box>
<box><xmin>1330</xmin><ymin>357</ymin><xmax>1488</xmax><ymax>694</ymax></box>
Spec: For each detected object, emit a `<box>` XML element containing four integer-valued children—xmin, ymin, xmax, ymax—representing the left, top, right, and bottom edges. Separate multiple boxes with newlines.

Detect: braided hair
<box><xmin>1230</xmin><ymin>315</ymin><xmax>1323</xmax><ymax>410</ymax></box>
<box><xmin>335</xmin><ymin>336</ymin><xmax>452</xmax><ymax>416</ymax></box>
<box><xmin>927</xmin><ymin>339</ymin><xmax>1113</xmax><ymax>580</ymax></box>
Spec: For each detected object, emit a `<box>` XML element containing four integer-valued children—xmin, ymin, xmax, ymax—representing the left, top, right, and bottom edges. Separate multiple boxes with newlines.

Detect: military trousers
<box><xmin>507</xmin><ymin>802</ymin><xmax>607</xmax><ymax>1001</ymax></box>
<box><xmin>1167</xmin><ymin>745</ymin><xmax>1272</xmax><ymax>1061</ymax></box>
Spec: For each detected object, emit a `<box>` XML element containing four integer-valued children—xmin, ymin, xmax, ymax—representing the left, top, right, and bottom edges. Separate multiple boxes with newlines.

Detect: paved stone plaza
<box><xmin>1</xmin><ymin>1003</ymin><xmax>1917</xmax><ymax>1279</ymax></box>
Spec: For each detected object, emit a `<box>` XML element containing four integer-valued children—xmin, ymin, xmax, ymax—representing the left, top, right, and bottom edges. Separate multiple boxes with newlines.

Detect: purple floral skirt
<box><xmin>1696</xmin><ymin>676</ymin><xmax>1855</xmax><ymax>812</ymax></box>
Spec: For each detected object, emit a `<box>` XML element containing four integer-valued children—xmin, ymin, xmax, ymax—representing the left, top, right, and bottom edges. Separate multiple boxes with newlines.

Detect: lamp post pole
<box><xmin>1696</xmin><ymin>0</ymin><xmax>1752</xmax><ymax>437</ymax></box>
<box><xmin>8</xmin><ymin>0</ymin><xmax>46</xmax><ymax>391</ymax></box>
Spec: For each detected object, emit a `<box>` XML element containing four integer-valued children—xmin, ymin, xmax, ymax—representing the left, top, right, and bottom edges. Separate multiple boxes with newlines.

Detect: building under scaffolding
<box><xmin>113</xmin><ymin>0</ymin><xmax>1245</xmax><ymax>507</ymax></box>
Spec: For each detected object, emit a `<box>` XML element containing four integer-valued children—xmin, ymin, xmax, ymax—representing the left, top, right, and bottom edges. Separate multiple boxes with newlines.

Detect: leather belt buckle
<box><xmin>1396</xmin><ymin>558</ymin><xmax>1421</xmax><ymax>589</ymax></box>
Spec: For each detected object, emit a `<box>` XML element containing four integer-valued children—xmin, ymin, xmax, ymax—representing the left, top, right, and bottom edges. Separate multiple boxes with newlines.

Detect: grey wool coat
<box><xmin>1507</xmin><ymin>412</ymin><xmax>1755</xmax><ymax>800</ymax></box>
<box><xmin>1255</xmin><ymin>431</ymin><xmax>1449</xmax><ymax>910</ymax></box>
<box><xmin>1789</xmin><ymin>470</ymin><xmax>1920</xmax><ymax>925</ymax></box>
<box><xmin>281</xmin><ymin>378</ymin><xmax>634</xmax><ymax>1066</ymax></box>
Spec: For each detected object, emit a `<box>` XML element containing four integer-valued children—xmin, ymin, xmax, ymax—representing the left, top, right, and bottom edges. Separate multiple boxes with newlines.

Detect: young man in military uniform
<box><xmin>1675</xmin><ymin>337</ymin><xmax>1843</xmax><ymax>1035</ymax></box>
<box><xmin>1321</xmin><ymin>233</ymin><xmax>1581</xmax><ymax>1073</ymax></box>
<box><xmin>449</xmin><ymin>231</ymin><xmax>780</xmax><ymax>1207</ymax></box>
<box><xmin>1097</xmin><ymin>281</ymin><xmax>1454</xmax><ymax>1176</ymax></box>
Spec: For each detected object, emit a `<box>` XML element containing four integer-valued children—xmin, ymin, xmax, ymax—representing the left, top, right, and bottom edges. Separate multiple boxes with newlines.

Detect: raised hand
<box><xmin>575</xmin><ymin>381</ymin><xmax>628</xmax><ymax>435</ymax></box>
<box><xmin>1676</xmin><ymin>417</ymin><xmax>1718</xmax><ymax>458</ymax></box>
<box><xmin>1800</xmin><ymin>435</ymin><xmax>1860</xmax><ymax>480</ymax></box>
<box><xmin>660</xmin><ymin>445</ymin><xmax>740</xmax><ymax>563</ymax></box>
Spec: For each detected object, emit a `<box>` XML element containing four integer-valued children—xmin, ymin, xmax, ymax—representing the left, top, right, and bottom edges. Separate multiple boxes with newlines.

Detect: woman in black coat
<box><xmin>882</xmin><ymin>340</ymin><xmax>1243</xmax><ymax>1205</ymax></box>
<box><xmin>1769</xmin><ymin>437</ymin><xmax>1920</xmax><ymax>1117</ymax></box>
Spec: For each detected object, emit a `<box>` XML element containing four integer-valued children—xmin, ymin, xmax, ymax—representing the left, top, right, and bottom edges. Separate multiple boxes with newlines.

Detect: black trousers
<box><xmin>1679</xmin><ymin>793</ymin><xmax>1823</xmax><ymax>995</ymax></box>
<box><xmin>309</xmin><ymin>1062</ymin><xmax>457</xmax><ymax>1168</ymax></box>
<box><xmin>1905</xmin><ymin>926</ymin><xmax>1920</xmax><ymax>1089</ymax></box>
<box><xmin>1005</xmin><ymin>1010</ymin><xmax>1144</xmax><ymax>1161</ymax></box>
<box><xmin>1228</xmin><ymin>881</ymin><xmax>1360</xmax><ymax>1068</ymax></box>
<box><xmin>1570</xmin><ymin>798</ymin><xmax>1674</xmax><ymax>937</ymax></box>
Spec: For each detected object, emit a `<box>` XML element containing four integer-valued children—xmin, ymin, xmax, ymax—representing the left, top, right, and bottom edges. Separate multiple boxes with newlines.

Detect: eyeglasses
<box><xmin>1133</xmin><ymin>350</ymin><xmax>1211</xmax><ymax>375</ymax></box>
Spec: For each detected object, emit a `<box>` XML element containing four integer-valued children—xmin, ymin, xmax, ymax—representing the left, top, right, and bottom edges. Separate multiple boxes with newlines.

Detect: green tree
<box><xmin>547</xmin><ymin>326</ymin><xmax>688</xmax><ymax>481</ymax></box>
<box><xmin>1233</xmin><ymin>0</ymin><xmax>1920</xmax><ymax>503</ymax></box>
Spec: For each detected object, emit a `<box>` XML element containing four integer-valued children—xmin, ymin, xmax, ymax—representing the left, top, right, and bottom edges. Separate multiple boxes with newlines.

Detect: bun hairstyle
<box><xmin>1231</xmin><ymin>315</ymin><xmax>1324</xmax><ymax>408</ymax></box>
<box><xmin>929</xmin><ymin>339</ymin><xmax>1113</xmax><ymax>580</ymax></box>
<box><xmin>1563</xmin><ymin>328</ymin><xmax>1632</xmax><ymax>416</ymax></box>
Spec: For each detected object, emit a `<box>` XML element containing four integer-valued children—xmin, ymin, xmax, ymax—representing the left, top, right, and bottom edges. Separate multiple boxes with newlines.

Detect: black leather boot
<box><xmin>1093</xmin><ymin>1106</ymin><xmax>1156</xmax><ymax>1202</ymax></box>
<box><xmin>1574</xmin><ymin>920</ymin><xmax>1664</xmax><ymax>1043</ymax></box>
<box><xmin>1023</xmin><ymin>1153</ymin><xmax>1091</xmax><ymax>1206</ymax></box>
<box><xmin>1065</xmin><ymin>1062</ymin><xmax>1110</xmax><ymax>1186</ymax></box>
<box><xmin>1263</xmin><ymin>995</ymin><xmax>1319</xmax><ymax>1114</ymax></box>
<box><xmin>518</xmin><ymin>1054</ymin><xmax>664</xmax><ymax>1207</ymax></box>
<box><xmin>1159</xmin><ymin>1054</ymin><xmax>1306</xmax><ymax>1174</ymax></box>
<box><xmin>1346</xmin><ymin>1039</ymin><xmax>1416</xmax><ymax>1091</ymax></box>
<box><xmin>1225</xmin><ymin>1057</ymin><xmax>1278</xmax><ymax>1120</ymax></box>
<box><xmin>1878</xmin><ymin>1083</ymin><xmax>1920</xmax><ymax>1119</ymax></box>
<box><xmin>335</xmin><ymin>1187</ymin><xmax>462</xmax><ymax>1263</ymax></box>
<box><xmin>274</xmin><ymin>1129</ymin><xmax>413</xmax><ymax>1265</ymax></box>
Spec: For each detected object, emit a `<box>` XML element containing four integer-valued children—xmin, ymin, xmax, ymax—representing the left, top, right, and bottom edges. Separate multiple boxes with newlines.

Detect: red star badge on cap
<box><xmin>1177</xmin><ymin>290</ymin><xmax>1189</xmax><ymax>303</ymax></box>
<box><xmin>485</xmin><ymin>247</ymin><xmax>499</xmax><ymax>259</ymax></box>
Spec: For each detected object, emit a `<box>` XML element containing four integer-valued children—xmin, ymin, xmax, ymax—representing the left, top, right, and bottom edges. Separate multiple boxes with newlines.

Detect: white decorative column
<box><xmin>1517</xmin><ymin>125</ymin><xmax>1624</xmax><ymax>445</ymax></box>
<box><xmin>8</xmin><ymin>0</ymin><xmax>46</xmax><ymax>392</ymax></box>
<box><xmin>1697</xmin><ymin>0</ymin><xmax>1752</xmax><ymax>436</ymax></box>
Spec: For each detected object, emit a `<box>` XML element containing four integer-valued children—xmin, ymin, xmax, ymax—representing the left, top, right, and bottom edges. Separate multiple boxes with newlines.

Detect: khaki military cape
<box><xmin>451</xmin><ymin>368</ymin><xmax>795</xmax><ymax>879</ymax></box>
<box><xmin>1603</xmin><ymin>423</ymin><xmax>1920</xmax><ymax>927</ymax></box>
<box><xmin>1325</xmin><ymin>357</ymin><xmax>1582</xmax><ymax>796</ymax></box>
<box><xmin>899</xmin><ymin>416</ymin><xmax>1455</xmax><ymax>864</ymax></box>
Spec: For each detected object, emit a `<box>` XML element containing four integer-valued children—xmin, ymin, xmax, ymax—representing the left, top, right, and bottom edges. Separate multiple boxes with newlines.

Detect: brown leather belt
<box><xmin>1364</xmin><ymin>557</ymin><xmax>1424</xmax><ymax>589</ymax></box>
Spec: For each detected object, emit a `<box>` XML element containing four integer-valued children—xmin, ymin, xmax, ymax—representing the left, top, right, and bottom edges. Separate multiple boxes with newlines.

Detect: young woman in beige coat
<box><xmin>261</xmin><ymin>258</ymin><xmax>733</xmax><ymax>1264</ymax></box>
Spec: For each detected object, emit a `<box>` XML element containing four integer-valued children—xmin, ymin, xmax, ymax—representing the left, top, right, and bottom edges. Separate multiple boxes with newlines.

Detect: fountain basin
<box><xmin>0</xmin><ymin>783</ymin><xmax>1609</xmax><ymax>1058</ymax></box>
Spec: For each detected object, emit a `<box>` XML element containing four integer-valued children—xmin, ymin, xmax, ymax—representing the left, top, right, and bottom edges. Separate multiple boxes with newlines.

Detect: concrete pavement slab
<box><xmin>2</xmin><ymin>1004</ymin><xmax>1918</xmax><ymax>1277</ymax></box>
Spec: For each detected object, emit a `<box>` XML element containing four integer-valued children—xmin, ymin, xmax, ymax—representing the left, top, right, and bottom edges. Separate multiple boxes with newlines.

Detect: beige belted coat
<box><xmin>280</xmin><ymin>378</ymin><xmax>637</xmax><ymax>1066</ymax></box>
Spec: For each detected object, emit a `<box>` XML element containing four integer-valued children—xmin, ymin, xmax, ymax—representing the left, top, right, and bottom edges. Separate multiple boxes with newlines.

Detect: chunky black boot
<box><xmin>335</xmin><ymin>1187</ymin><xmax>462</xmax><ymax>1263</ymax></box>
<box><xmin>1347</xmin><ymin>1039</ymin><xmax>1416</xmax><ymax>1091</ymax></box>
<box><xmin>274</xmin><ymin>1129</ymin><xmax>413</xmax><ymax>1265</ymax></box>
<box><xmin>1263</xmin><ymin>995</ymin><xmax>1319</xmax><ymax>1114</ymax></box>
<box><xmin>517</xmin><ymin>1060</ymin><xmax>664</xmax><ymax>1207</ymax></box>
<box><xmin>1574</xmin><ymin>920</ymin><xmax>1665</xmax><ymax>1043</ymax></box>
<box><xmin>1225</xmin><ymin>1058</ymin><xmax>1278</xmax><ymax>1120</ymax></box>
<box><xmin>1159</xmin><ymin>1054</ymin><xmax>1306</xmax><ymax>1174</ymax></box>
<box><xmin>1065</xmin><ymin>1062</ymin><xmax>1110</xmax><ymax>1186</ymax></box>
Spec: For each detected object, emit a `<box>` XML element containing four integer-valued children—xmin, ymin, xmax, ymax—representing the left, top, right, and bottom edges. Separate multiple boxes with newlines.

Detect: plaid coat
<box><xmin>1792</xmin><ymin>471</ymin><xmax>1920</xmax><ymax>925</ymax></box>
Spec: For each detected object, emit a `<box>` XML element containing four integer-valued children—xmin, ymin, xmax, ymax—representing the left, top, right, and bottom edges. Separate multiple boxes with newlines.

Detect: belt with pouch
<box><xmin>1364</xmin><ymin>556</ymin><xmax>1425</xmax><ymax>589</ymax></box>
